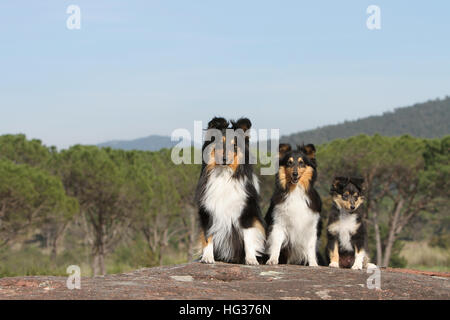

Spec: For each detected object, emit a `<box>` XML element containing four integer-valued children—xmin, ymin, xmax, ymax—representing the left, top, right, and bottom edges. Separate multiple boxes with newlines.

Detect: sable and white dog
<box><xmin>265</xmin><ymin>144</ymin><xmax>322</xmax><ymax>265</ymax></box>
<box><xmin>195</xmin><ymin>117</ymin><xmax>266</xmax><ymax>265</ymax></box>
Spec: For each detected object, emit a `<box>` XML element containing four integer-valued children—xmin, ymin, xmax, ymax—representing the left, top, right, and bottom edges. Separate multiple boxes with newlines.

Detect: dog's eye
<box><xmin>299</xmin><ymin>161</ymin><xmax>305</xmax><ymax>168</ymax></box>
<box><xmin>287</xmin><ymin>159</ymin><xmax>293</xmax><ymax>166</ymax></box>
<box><xmin>342</xmin><ymin>194</ymin><xmax>348</xmax><ymax>200</ymax></box>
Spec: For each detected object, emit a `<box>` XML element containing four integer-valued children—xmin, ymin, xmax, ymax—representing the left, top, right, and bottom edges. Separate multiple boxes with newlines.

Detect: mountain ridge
<box><xmin>97</xmin><ymin>134</ymin><xmax>179</xmax><ymax>151</ymax></box>
<box><xmin>97</xmin><ymin>97</ymin><xmax>450</xmax><ymax>150</ymax></box>
<box><xmin>282</xmin><ymin>96</ymin><xmax>450</xmax><ymax>146</ymax></box>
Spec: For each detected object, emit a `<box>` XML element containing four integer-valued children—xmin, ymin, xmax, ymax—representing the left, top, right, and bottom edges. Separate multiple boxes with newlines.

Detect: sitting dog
<box><xmin>326</xmin><ymin>177</ymin><xmax>375</xmax><ymax>269</ymax></box>
<box><xmin>195</xmin><ymin>117</ymin><xmax>265</xmax><ymax>265</ymax></box>
<box><xmin>265</xmin><ymin>143</ymin><xmax>322</xmax><ymax>265</ymax></box>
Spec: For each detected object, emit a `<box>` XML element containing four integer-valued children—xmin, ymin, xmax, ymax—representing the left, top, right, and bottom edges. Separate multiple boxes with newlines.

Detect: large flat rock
<box><xmin>0</xmin><ymin>262</ymin><xmax>448</xmax><ymax>300</ymax></box>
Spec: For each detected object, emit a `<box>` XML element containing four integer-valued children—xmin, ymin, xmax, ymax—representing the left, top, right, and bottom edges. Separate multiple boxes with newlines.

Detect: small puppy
<box><xmin>195</xmin><ymin>117</ymin><xmax>265</xmax><ymax>265</ymax></box>
<box><xmin>326</xmin><ymin>177</ymin><xmax>375</xmax><ymax>269</ymax></box>
<box><xmin>265</xmin><ymin>143</ymin><xmax>322</xmax><ymax>265</ymax></box>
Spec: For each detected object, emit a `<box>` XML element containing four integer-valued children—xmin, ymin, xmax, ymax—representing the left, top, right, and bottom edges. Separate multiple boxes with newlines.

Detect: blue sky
<box><xmin>1</xmin><ymin>1</ymin><xmax>449</xmax><ymax>149</ymax></box>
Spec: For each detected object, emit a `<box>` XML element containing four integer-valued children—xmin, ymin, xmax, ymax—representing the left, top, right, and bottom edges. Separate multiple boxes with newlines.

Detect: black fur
<box><xmin>207</xmin><ymin>117</ymin><xmax>229</xmax><ymax>130</ymax></box>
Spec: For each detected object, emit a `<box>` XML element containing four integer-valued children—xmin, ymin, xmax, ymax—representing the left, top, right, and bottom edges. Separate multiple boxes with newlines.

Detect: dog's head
<box><xmin>204</xmin><ymin>117</ymin><xmax>251</xmax><ymax>171</ymax></box>
<box><xmin>330</xmin><ymin>177</ymin><xmax>364</xmax><ymax>213</ymax></box>
<box><xmin>277</xmin><ymin>143</ymin><xmax>317</xmax><ymax>191</ymax></box>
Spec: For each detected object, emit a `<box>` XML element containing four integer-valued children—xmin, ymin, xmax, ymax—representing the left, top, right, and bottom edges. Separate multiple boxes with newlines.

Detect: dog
<box><xmin>265</xmin><ymin>143</ymin><xmax>322</xmax><ymax>265</ymax></box>
<box><xmin>195</xmin><ymin>117</ymin><xmax>265</xmax><ymax>265</ymax></box>
<box><xmin>326</xmin><ymin>177</ymin><xmax>375</xmax><ymax>269</ymax></box>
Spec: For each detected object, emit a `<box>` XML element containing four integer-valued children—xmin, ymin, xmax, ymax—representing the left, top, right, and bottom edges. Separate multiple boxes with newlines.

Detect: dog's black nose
<box><xmin>293</xmin><ymin>172</ymin><xmax>299</xmax><ymax>178</ymax></box>
<box><xmin>350</xmin><ymin>205</ymin><xmax>355</xmax><ymax>210</ymax></box>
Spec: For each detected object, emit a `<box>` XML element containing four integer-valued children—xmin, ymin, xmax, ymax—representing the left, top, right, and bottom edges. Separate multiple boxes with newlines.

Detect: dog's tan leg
<box><xmin>329</xmin><ymin>241</ymin><xmax>339</xmax><ymax>268</ymax></box>
<box><xmin>200</xmin><ymin>235</ymin><xmax>214</xmax><ymax>264</ymax></box>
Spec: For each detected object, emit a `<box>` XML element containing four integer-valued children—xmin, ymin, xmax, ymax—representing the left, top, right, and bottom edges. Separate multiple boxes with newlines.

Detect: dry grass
<box><xmin>400</xmin><ymin>241</ymin><xmax>450</xmax><ymax>272</ymax></box>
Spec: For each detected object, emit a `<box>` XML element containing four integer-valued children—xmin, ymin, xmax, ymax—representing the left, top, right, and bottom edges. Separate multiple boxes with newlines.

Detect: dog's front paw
<box><xmin>308</xmin><ymin>260</ymin><xmax>318</xmax><ymax>267</ymax></box>
<box><xmin>266</xmin><ymin>257</ymin><xmax>279</xmax><ymax>265</ymax></box>
<box><xmin>329</xmin><ymin>261</ymin><xmax>339</xmax><ymax>268</ymax></box>
<box><xmin>200</xmin><ymin>254</ymin><xmax>215</xmax><ymax>264</ymax></box>
<box><xmin>351</xmin><ymin>263</ymin><xmax>363</xmax><ymax>270</ymax></box>
<box><xmin>245</xmin><ymin>256</ymin><xmax>259</xmax><ymax>265</ymax></box>
<box><xmin>366</xmin><ymin>263</ymin><xmax>377</xmax><ymax>270</ymax></box>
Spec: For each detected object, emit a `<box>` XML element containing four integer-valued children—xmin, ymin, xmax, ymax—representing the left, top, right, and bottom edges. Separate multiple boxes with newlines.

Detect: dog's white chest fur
<box><xmin>202</xmin><ymin>167</ymin><xmax>248</xmax><ymax>224</ymax></box>
<box><xmin>272</xmin><ymin>186</ymin><xmax>319</xmax><ymax>263</ymax></box>
<box><xmin>327</xmin><ymin>211</ymin><xmax>360</xmax><ymax>251</ymax></box>
<box><xmin>200</xmin><ymin>167</ymin><xmax>259</xmax><ymax>260</ymax></box>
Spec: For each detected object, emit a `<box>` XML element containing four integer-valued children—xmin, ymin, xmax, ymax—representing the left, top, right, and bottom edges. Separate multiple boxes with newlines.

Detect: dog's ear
<box><xmin>350</xmin><ymin>177</ymin><xmax>364</xmax><ymax>191</ymax></box>
<box><xmin>278</xmin><ymin>143</ymin><xmax>292</xmax><ymax>159</ymax></box>
<box><xmin>304</xmin><ymin>144</ymin><xmax>316</xmax><ymax>161</ymax></box>
<box><xmin>331</xmin><ymin>176</ymin><xmax>348</xmax><ymax>193</ymax></box>
<box><xmin>207</xmin><ymin>117</ymin><xmax>229</xmax><ymax>130</ymax></box>
<box><xmin>298</xmin><ymin>143</ymin><xmax>316</xmax><ymax>163</ymax></box>
<box><xmin>231</xmin><ymin>118</ymin><xmax>252</xmax><ymax>132</ymax></box>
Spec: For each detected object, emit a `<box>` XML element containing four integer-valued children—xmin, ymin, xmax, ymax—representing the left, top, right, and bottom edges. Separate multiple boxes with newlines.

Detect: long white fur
<box><xmin>266</xmin><ymin>185</ymin><xmax>319</xmax><ymax>265</ymax></box>
<box><xmin>327</xmin><ymin>209</ymin><xmax>360</xmax><ymax>252</ymax></box>
<box><xmin>200</xmin><ymin>166</ymin><xmax>264</xmax><ymax>263</ymax></box>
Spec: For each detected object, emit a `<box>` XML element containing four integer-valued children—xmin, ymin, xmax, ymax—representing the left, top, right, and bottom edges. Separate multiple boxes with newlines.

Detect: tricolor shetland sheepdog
<box><xmin>265</xmin><ymin>143</ymin><xmax>322</xmax><ymax>265</ymax></box>
<box><xmin>195</xmin><ymin>117</ymin><xmax>265</xmax><ymax>265</ymax></box>
<box><xmin>326</xmin><ymin>177</ymin><xmax>375</xmax><ymax>269</ymax></box>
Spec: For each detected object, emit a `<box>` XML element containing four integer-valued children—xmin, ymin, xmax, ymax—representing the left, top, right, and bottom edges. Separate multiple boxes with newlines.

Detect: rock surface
<box><xmin>0</xmin><ymin>262</ymin><xmax>448</xmax><ymax>300</ymax></box>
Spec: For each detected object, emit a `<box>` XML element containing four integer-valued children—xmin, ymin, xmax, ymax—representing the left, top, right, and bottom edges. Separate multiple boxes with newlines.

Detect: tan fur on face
<box><xmin>228</xmin><ymin>137</ymin><xmax>245</xmax><ymax>172</ymax></box>
<box><xmin>206</xmin><ymin>142</ymin><xmax>242</xmax><ymax>172</ymax></box>
<box><xmin>279</xmin><ymin>164</ymin><xmax>314</xmax><ymax>192</ymax></box>
<box><xmin>354</xmin><ymin>196</ymin><xmax>364</xmax><ymax>209</ymax></box>
<box><xmin>283</xmin><ymin>165</ymin><xmax>298</xmax><ymax>192</ymax></box>
<box><xmin>206</xmin><ymin>149</ymin><xmax>217</xmax><ymax>172</ymax></box>
<box><xmin>227</xmin><ymin>152</ymin><xmax>240</xmax><ymax>172</ymax></box>
<box><xmin>278</xmin><ymin>166</ymin><xmax>287</xmax><ymax>190</ymax></box>
<box><xmin>333</xmin><ymin>195</ymin><xmax>364</xmax><ymax>211</ymax></box>
<box><xmin>333</xmin><ymin>195</ymin><xmax>351</xmax><ymax>211</ymax></box>
<box><xmin>299</xmin><ymin>166</ymin><xmax>314</xmax><ymax>191</ymax></box>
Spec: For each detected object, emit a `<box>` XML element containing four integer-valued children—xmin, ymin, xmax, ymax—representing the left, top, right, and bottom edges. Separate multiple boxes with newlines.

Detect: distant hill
<box><xmin>282</xmin><ymin>97</ymin><xmax>450</xmax><ymax>146</ymax></box>
<box><xmin>98</xmin><ymin>97</ymin><xmax>450</xmax><ymax>151</ymax></box>
<box><xmin>97</xmin><ymin>135</ymin><xmax>179</xmax><ymax>151</ymax></box>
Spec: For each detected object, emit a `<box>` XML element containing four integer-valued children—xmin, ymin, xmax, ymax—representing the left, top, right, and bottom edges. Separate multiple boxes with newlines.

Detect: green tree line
<box><xmin>0</xmin><ymin>134</ymin><xmax>448</xmax><ymax>276</ymax></box>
